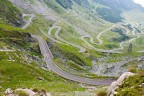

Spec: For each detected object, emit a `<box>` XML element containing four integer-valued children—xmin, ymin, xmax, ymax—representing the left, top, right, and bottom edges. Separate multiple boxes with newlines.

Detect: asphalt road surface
<box><xmin>32</xmin><ymin>35</ymin><xmax>116</xmax><ymax>86</ymax></box>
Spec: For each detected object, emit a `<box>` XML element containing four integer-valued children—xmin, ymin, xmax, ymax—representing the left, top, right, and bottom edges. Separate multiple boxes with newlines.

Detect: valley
<box><xmin>0</xmin><ymin>0</ymin><xmax>144</xmax><ymax>96</ymax></box>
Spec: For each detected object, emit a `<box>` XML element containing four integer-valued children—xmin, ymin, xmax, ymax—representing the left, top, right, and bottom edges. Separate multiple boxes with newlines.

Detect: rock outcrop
<box><xmin>107</xmin><ymin>72</ymin><xmax>135</xmax><ymax>96</ymax></box>
<box><xmin>5</xmin><ymin>88</ymin><xmax>51</xmax><ymax>96</ymax></box>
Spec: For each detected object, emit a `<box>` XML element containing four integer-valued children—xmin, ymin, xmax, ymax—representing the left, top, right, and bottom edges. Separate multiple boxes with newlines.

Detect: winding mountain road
<box><xmin>80</xmin><ymin>36</ymin><xmax>123</xmax><ymax>54</ymax></box>
<box><xmin>79</xmin><ymin>25</ymin><xmax>124</xmax><ymax>53</ymax></box>
<box><xmin>32</xmin><ymin>35</ymin><xmax>115</xmax><ymax>85</ymax></box>
<box><xmin>113</xmin><ymin>30</ymin><xmax>140</xmax><ymax>51</ymax></box>
<box><xmin>22</xmin><ymin>12</ymin><xmax>143</xmax><ymax>54</ymax></box>
<box><xmin>80</xmin><ymin>25</ymin><xmax>115</xmax><ymax>45</ymax></box>
<box><xmin>20</xmin><ymin>12</ymin><xmax>144</xmax><ymax>86</ymax></box>
<box><xmin>47</xmin><ymin>24</ymin><xmax>124</xmax><ymax>53</ymax></box>
<box><xmin>22</xmin><ymin>14</ymin><xmax>35</xmax><ymax>29</ymax></box>
<box><xmin>96</xmin><ymin>25</ymin><xmax>116</xmax><ymax>45</ymax></box>
<box><xmin>22</xmin><ymin>14</ymin><xmax>116</xmax><ymax>85</ymax></box>
<box><xmin>80</xmin><ymin>24</ymin><xmax>143</xmax><ymax>53</ymax></box>
<box><xmin>47</xmin><ymin>25</ymin><xmax>86</xmax><ymax>52</ymax></box>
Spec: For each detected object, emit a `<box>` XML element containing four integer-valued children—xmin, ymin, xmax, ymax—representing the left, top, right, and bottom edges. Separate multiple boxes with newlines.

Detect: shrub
<box><xmin>32</xmin><ymin>88</ymin><xmax>39</xmax><ymax>92</ymax></box>
<box><xmin>96</xmin><ymin>89</ymin><xmax>107</xmax><ymax>96</ymax></box>
<box><xmin>116</xmin><ymin>88</ymin><xmax>140</xmax><ymax>96</ymax></box>
<box><xmin>128</xmin><ymin>66</ymin><xmax>137</xmax><ymax>73</ymax></box>
<box><xmin>16</xmin><ymin>91</ymin><xmax>28</xmax><ymax>96</ymax></box>
<box><xmin>41</xmin><ymin>89</ymin><xmax>46</xmax><ymax>93</ymax></box>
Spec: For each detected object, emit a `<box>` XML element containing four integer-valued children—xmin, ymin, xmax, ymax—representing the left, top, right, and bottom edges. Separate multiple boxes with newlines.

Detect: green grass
<box><xmin>0</xmin><ymin>60</ymin><xmax>85</xmax><ymax>95</ymax></box>
<box><xmin>0</xmin><ymin>18</ymin><xmax>85</xmax><ymax>95</ymax></box>
<box><xmin>49</xmin><ymin>27</ymin><xmax>59</xmax><ymax>39</ymax></box>
<box><xmin>0</xmin><ymin>0</ymin><xmax>23</xmax><ymax>26</ymax></box>
<box><xmin>25</xmin><ymin>15</ymin><xmax>54</xmax><ymax>35</ymax></box>
<box><xmin>15</xmin><ymin>91</ymin><xmax>29</xmax><ymax>96</ymax></box>
<box><xmin>43</xmin><ymin>0</ymin><xmax>64</xmax><ymax>14</ymax></box>
<box><xmin>131</xmin><ymin>35</ymin><xmax>144</xmax><ymax>51</ymax></box>
<box><xmin>52</xmin><ymin>43</ymin><xmax>92</xmax><ymax>67</ymax></box>
<box><xmin>106</xmin><ymin>59</ymin><xmax>119</xmax><ymax>63</ymax></box>
<box><xmin>0</xmin><ymin>23</ymin><xmax>38</xmax><ymax>54</ymax></box>
<box><xmin>24</xmin><ymin>16</ymin><xmax>32</xmax><ymax>21</ymax></box>
<box><xmin>96</xmin><ymin>89</ymin><xmax>107</xmax><ymax>96</ymax></box>
<box><xmin>116</xmin><ymin>70</ymin><xmax>144</xmax><ymax>96</ymax></box>
<box><xmin>49</xmin><ymin>41</ymin><xmax>111</xmax><ymax>79</ymax></box>
<box><xmin>57</xmin><ymin>22</ymin><xmax>89</xmax><ymax>48</ymax></box>
<box><xmin>0</xmin><ymin>23</ymin><xmax>22</xmax><ymax>31</ymax></box>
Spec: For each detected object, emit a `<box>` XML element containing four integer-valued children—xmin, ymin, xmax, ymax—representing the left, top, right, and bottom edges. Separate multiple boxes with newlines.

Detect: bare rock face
<box><xmin>9</xmin><ymin>0</ymin><xmax>58</xmax><ymax>21</ymax></box>
<box><xmin>16</xmin><ymin>88</ymin><xmax>36</xmax><ymax>96</ymax></box>
<box><xmin>5</xmin><ymin>88</ymin><xmax>51</xmax><ymax>96</ymax></box>
<box><xmin>5</xmin><ymin>88</ymin><xmax>13</xmax><ymax>94</ymax></box>
<box><xmin>139</xmin><ymin>83</ymin><xmax>144</xmax><ymax>87</ymax></box>
<box><xmin>107</xmin><ymin>72</ymin><xmax>135</xmax><ymax>96</ymax></box>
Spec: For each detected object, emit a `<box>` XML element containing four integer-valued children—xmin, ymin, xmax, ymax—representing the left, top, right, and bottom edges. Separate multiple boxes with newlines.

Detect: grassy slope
<box><xmin>21</xmin><ymin>2</ymin><xmax>108</xmax><ymax>78</ymax></box>
<box><xmin>25</xmin><ymin>15</ymin><xmax>54</xmax><ymax>35</ymax></box>
<box><xmin>0</xmin><ymin>0</ymin><xmax>23</xmax><ymax>26</ymax></box>
<box><xmin>0</xmin><ymin>23</ymin><xmax>84</xmax><ymax>95</ymax></box>
<box><xmin>2</xmin><ymin>0</ymin><xmax>144</xmax><ymax>95</ymax></box>
<box><xmin>116</xmin><ymin>70</ymin><xmax>144</xmax><ymax>96</ymax></box>
<box><xmin>0</xmin><ymin>60</ymin><xmax>84</xmax><ymax>95</ymax></box>
<box><xmin>21</xmin><ymin>0</ymin><xmax>143</xmax><ymax>79</ymax></box>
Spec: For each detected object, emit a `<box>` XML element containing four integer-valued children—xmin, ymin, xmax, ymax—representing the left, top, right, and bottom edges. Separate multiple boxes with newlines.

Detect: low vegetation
<box><xmin>116</xmin><ymin>69</ymin><xmax>144</xmax><ymax>96</ymax></box>
<box><xmin>15</xmin><ymin>91</ymin><xmax>28</xmax><ymax>96</ymax></box>
<box><xmin>0</xmin><ymin>24</ymin><xmax>85</xmax><ymax>95</ymax></box>
<box><xmin>96</xmin><ymin>89</ymin><xmax>107</xmax><ymax>96</ymax></box>
<box><xmin>56</xmin><ymin>0</ymin><xmax>73</xmax><ymax>9</ymax></box>
<box><xmin>111</xmin><ymin>27</ymin><xmax>129</xmax><ymax>42</ymax></box>
<box><xmin>0</xmin><ymin>0</ymin><xmax>23</xmax><ymax>26</ymax></box>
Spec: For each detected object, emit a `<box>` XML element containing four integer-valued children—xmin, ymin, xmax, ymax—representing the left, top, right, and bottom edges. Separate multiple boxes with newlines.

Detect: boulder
<box><xmin>107</xmin><ymin>72</ymin><xmax>135</xmax><ymax>96</ymax></box>
<box><xmin>5</xmin><ymin>88</ymin><xmax>13</xmax><ymax>94</ymax></box>
<box><xmin>139</xmin><ymin>83</ymin><xmax>144</xmax><ymax>87</ymax></box>
<box><xmin>38</xmin><ymin>77</ymin><xmax>44</xmax><ymax>80</ymax></box>
<box><xmin>16</xmin><ymin>88</ymin><xmax>36</xmax><ymax>96</ymax></box>
<box><xmin>15</xmin><ymin>88</ymin><xmax>51</xmax><ymax>96</ymax></box>
<box><xmin>116</xmin><ymin>72</ymin><xmax>135</xmax><ymax>85</ymax></box>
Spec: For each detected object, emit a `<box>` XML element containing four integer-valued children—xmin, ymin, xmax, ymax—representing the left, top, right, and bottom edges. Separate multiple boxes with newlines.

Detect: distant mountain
<box><xmin>94</xmin><ymin>0</ymin><xmax>143</xmax><ymax>10</ymax></box>
<box><xmin>55</xmin><ymin>0</ymin><xmax>89</xmax><ymax>9</ymax></box>
<box><xmin>94</xmin><ymin>0</ymin><xmax>144</xmax><ymax>23</ymax></box>
<box><xmin>55</xmin><ymin>0</ymin><xmax>144</xmax><ymax>23</ymax></box>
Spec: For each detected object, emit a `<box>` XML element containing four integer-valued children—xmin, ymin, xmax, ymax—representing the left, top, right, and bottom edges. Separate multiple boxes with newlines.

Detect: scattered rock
<box><xmin>15</xmin><ymin>88</ymin><xmax>51</xmax><ymax>96</ymax></box>
<box><xmin>38</xmin><ymin>77</ymin><xmax>44</xmax><ymax>80</ymax></box>
<box><xmin>131</xmin><ymin>86</ymin><xmax>135</xmax><ymax>88</ymax></box>
<box><xmin>142</xmin><ymin>83</ymin><xmax>144</xmax><ymax>87</ymax></box>
<box><xmin>107</xmin><ymin>81</ymin><xmax>118</xmax><ymax>96</ymax></box>
<box><xmin>16</xmin><ymin>88</ymin><xmax>36</xmax><ymax>96</ymax></box>
<box><xmin>107</xmin><ymin>72</ymin><xmax>135</xmax><ymax>96</ymax></box>
<box><xmin>5</xmin><ymin>88</ymin><xmax>13</xmax><ymax>94</ymax></box>
<box><xmin>139</xmin><ymin>83</ymin><xmax>144</xmax><ymax>87</ymax></box>
<box><xmin>46</xmin><ymin>93</ymin><xmax>51</xmax><ymax>96</ymax></box>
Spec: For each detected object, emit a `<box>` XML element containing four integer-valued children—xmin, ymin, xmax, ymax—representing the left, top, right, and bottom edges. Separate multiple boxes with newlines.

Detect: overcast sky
<box><xmin>133</xmin><ymin>0</ymin><xmax>144</xmax><ymax>7</ymax></box>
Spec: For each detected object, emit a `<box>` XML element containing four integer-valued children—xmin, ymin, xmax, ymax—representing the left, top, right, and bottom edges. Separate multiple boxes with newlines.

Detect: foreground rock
<box><xmin>5</xmin><ymin>88</ymin><xmax>51</xmax><ymax>96</ymax></box>
<box><xmin>16</xmin><ymin>88</ymin><xmax>36</xmax><ymax>96</ymax></box>
<box><xmin>107</xmin><ymin>72</ymin><xmax>135</xmax><ymax>96</ymax></box>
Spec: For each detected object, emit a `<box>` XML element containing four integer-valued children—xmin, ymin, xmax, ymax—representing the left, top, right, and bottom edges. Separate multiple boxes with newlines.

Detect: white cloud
<box><xmin>133</xmin><ymin>0</ymin><xmax>144</xmax><ymax>7</ymax></box>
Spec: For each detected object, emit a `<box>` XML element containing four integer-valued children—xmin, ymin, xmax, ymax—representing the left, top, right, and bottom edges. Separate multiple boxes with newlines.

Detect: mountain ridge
<box><xmin>55</xmin><ymin>0</ymin><xmax>144</xmax><ymax>23</ymax></box>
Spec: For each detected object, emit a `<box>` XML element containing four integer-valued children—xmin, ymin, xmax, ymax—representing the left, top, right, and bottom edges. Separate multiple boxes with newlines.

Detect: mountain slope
<box><xmin>55</xmin><ymin>0</ymin><xmax>144</xmax><ymax>23</ymax></box>
<box><xmin>0</xmin><ymin>0</ymin><xmax>86</xmax><ymax>95</ymax></box>
<box><xmin>0</xmin><ymin>0</ymin><xmax>23</xmax><ymax>26</ymax></box>
<box><xmin>1</xmin><ymin>0</ymin><xmax>144</xmax><ymax>95</ymax></box>
<box><xmin>94</xmin><ymin>0</ymin><xmax>144</xmax><ymax>23</ymax></box>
